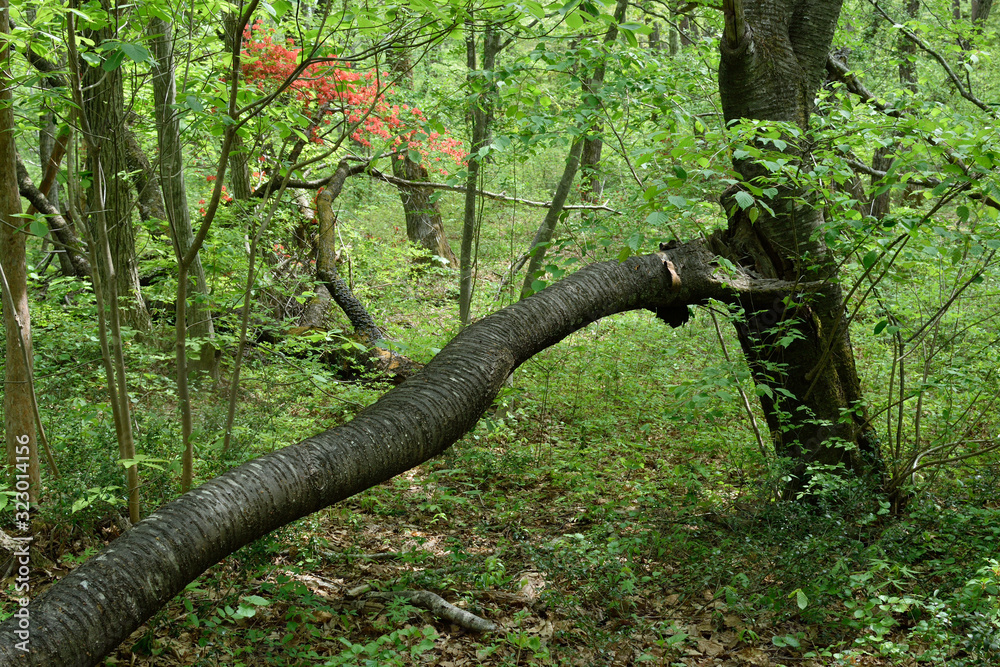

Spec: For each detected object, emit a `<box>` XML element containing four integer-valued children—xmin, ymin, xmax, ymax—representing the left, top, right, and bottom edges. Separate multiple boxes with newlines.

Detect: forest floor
<box><xmin>6</xmin><ymin>197</ymin><xmax>1000</xmax><ymax>666</ymax></box>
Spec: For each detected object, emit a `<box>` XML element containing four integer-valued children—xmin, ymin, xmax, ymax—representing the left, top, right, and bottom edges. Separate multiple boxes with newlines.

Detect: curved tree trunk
<box><xmin>715</xmin><ymin>0</ymin><xmax>882</xmax><ymax>491</ymax></box>
<box><xmin>392</xmin><ymin>155</ymin><xmax>458</xmax><ymax>266</ymax></box>
<box><xmin>0</xmin><ymin>243</ymin><xmax>814</xmax><ymax>665</ymax></box>
<box><xmin>15</xmin><ymin>154</ymin><xmax>92</xmax><ymax>278</ymax></box>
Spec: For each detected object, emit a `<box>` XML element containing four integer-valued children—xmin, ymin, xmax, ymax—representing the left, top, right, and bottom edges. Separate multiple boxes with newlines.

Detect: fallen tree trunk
<box><xmin>0</xmin><ymin>242</ymin><xmax>815</xmax><ymax>665</ymax></box>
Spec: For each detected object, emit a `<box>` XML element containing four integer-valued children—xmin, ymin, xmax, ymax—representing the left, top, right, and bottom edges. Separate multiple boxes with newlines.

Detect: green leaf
<box><xmin>862</xmin><ymin>250</ymin><xmax>878</xmax><ymax>269</ymax></box>
<box><xmin>564</xmin><ymin>10</ymin><xmax>584</xmax><ymax>29</ymax></box>
<box><xmin>243</xmin><ymin>595</ymin><xmax>270</xmax><ymax>606</ymax></box>
<box><xmin>102</xmin><ymin>49</ymin><xmax>126</xmax><ymax>71</ymax></box>
<box><xmin>734</xmin><ymin>191</ymin><xmax>754</xmax><ymax>209</ymax></box>
<box><xmin>30</xmin><ymin>218</ymin><xmax>49</xmax><ymax>238</ymax></box>
<box><xmin>646</xmin><ymin>211</ymin><xmax>669</xmax><ymax>226</ymax></box>
<box><xmin>119</xmin><ymin>42</ymin><xmax>150</xmax><ymax>64</ymax></box>
<box><xmin>407</xmin><ymin>150</ymin><xmax>422</xmax><ymax>163</ymax></box>
<box><xmin>667</xmin><ymin>195</ymin><xmax>687</xmax><ymax>208</ymax></box>
<box><xmin>873</xmin><ymin>320</ymin><xmax>888</xmax><ymax>335</ymax></box>
<box><xmin>796</xmin><ymin>589</ymin><xmax>808</xmax><ymax>610</ymax></box>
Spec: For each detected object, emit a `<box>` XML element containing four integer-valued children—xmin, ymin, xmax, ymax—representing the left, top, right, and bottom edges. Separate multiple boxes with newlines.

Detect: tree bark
<box><xmin>0</xmin><ymin>243</ymin><xmax>820</xmax><ymax>665</ymax></box>
<box><xmin>68</xmin><ymin>0</ymin><xmax>141</xmax><ymax>523</ymax></box>
<box><xmin>579</xmin><ymin>0</ymin><xmax>628</xmax><ymax>203</ymax></box>
<box><xmin>223</xmin><ymin>13</ymin><xmax>253</xmax><ymax>201</ymax></box>
<box><xmin>716</xmin><ymin>0</ymin><xmax>882</xmax><ymax>491</ymax></box>
<box><xmin>459</xmin><ymin>21</ymin><xmax>500</xmax><ymax>325</ymax></box>
<box><xmin>519</xmin><ymin>137</ymin><xmax>584</xmax><ymax>299</ymax></box>
<box><xmin>150</xmin><ymin>18</ymin><xmax>215</xmax><ymax>343</ymax></box>
<box><xmin>123</xmin><ymin>127</ymin><xmax>169</xmax><ymax>230</ymax></box>
<box><xmin>80</xmin><ymin>3</ymin><xmax>150</xmax><ymax>331</ymax></box>
<box><xmin>391</xmin><ymin>155</ymin><xmax>458</xmax><ymax>265</ymax></box>
<box><xmin>15</xmin><ymin>154</ymin><xmax>92</xmax><ymax>278</ymax></box>
<box><xmin>1</xmin><ymin>0</ymin><xmax>39</xmax><ymax>502</ymax></box>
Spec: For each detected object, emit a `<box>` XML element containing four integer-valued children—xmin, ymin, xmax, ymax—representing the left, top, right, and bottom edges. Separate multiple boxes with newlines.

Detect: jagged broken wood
<box><xmin>0</xmin><ymin>242</ymin><xmax>822</xmax><ymax>666</ymax></box>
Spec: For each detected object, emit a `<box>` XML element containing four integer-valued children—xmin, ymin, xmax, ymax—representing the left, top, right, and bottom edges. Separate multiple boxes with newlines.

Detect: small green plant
<box><xmin>325</xmin><ymin>626</ymin><xmax>438</xmax><ymax>666</ymax></box>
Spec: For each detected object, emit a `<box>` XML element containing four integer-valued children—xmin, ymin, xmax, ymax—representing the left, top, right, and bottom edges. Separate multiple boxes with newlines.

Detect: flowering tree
<box><xmin>241</xmin><ymin>20</ymin><xmax>465</xmax><ymax>173</ymax></box>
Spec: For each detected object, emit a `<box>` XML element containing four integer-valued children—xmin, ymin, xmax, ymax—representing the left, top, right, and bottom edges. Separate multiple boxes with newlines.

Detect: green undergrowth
<box><xmin>2</xmin><ymin>182</ymin><xmax>999</xmax><ymax>666</ymax></box>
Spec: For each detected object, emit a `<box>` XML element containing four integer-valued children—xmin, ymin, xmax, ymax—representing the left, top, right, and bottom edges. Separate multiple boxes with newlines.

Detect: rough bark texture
<box><xmin>715</xmin><ymin>0</ymin><xmax>881</xmax><ymax>487</ymax></box>
<box><xmin>223</xmin><ymin>13</ymin><xmax>253</xmax><ymax>201</ymax></box>
<box><xmin>0</xmin><ymin>243</ymin><xmax>818</xmax><ymax>664</ymax></box>
<box><xmin>81</xmin><ymin>2</ymin><xmax>150</xmax><ymax>331</ymax></box>
<box><xmin>391</xmin><ymin>155</ymin><xmax>458</xmax><ymax>265</ymax></box>
<box><xmin>1</xmin><ymin>0</ymin><xmax>39</xmax><ymax>499</ymax></box>
<box><xmin>123</xmin><ymin>127</ymin><xmax>168</xmax><ymax>230</ymax></box>
<box><xmin>298</xmin><ymin>161</ymin><xmax>369</xmax><ymax>330</ymax></box>
<box><xmin>459</xmin><ymin>21</ymin><xmax>500</xmax><ymax>325</ymax></box>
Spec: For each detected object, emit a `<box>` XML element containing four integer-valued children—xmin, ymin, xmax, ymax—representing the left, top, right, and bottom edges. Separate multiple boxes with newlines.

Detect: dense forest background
<box><xmin>2</xmin><ymin>0</ymin><xmax>1000</xmax><ymax>664</ymax></box>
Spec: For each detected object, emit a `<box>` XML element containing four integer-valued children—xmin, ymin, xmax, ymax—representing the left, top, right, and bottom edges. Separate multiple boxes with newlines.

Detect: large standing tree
<box><xmin>708</xmin><ymin>0</ymin><xmax>882</xmax><ymax>488</ymax></box>
<box><xmin>78</xmin><ymin>0</ymin><xmax>151</xmax><ymax>331</ymax></box>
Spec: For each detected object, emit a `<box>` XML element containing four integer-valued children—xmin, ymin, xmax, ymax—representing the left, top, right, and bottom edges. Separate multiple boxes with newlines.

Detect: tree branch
<box><xmin>868</xmin><ymin>0</ymin><xmax>997</xmax><ymax>117</ymax></box>
<box><xmin>250</xmin><ymin>164</ymin><xmax>622</xmax><ymax>213</ymax></box>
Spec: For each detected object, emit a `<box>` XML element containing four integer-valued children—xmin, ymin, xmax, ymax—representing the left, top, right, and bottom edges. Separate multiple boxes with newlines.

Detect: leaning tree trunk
<box><xmin>714</xmin><ymin>0</ymin><xmax>882</xmax><ymax>490</ymax></box>
<box><xmin>392</xmin><ymin>155</ymin><xmax>458</xmax><ymax>266</ymax></box>
<box><xmin>0</xmin><ymin>242</ymin><xmax>817</xmax><ymax>665</ymax></box>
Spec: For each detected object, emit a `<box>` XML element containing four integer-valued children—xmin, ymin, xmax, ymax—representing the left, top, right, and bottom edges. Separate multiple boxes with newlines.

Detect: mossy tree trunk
<box><xmin>713</xmin><ymin>0</ymin><xmax>883</xmax><ymax>491</ymax></box>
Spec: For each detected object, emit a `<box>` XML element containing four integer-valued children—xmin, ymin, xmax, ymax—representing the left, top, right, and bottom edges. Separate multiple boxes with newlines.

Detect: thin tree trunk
<box><xmin>460</xmin><ymin>22</ymin><xmax>500</xmax><ymax>325</ymax></box>
<box><xmin>519</xmin><ymin>137</ymin><xmax>584</xmax><ymax>299</ymax></box>
<box><xmin>150</xmin><ymin>16</ymin><xmax>219</xmax><ymax>490</ymax></box>
<box><xmin>1</xmin><ymin>0</ymin><xmax>40</xmax><ymax>502</ymax></box>
<box><xmin>578</xmin><ymin>0</ymin><xmax>628</xmax><ymax>203</ymax></box>
<box><xmin>899</xmin><ymin>0</ymin><xmax>919</xmax><ymax>89</ymax></box>
<box><xmin>67</xmin><ymin>1</ymin><xmax>141</xmax><ymax>523</ymax></box>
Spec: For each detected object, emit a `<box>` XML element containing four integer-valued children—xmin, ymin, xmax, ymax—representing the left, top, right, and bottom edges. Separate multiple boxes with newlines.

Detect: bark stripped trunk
<box><xmin>0</xmin><ymin>243</ymin><xmax>816</xmax><ymax>665</ymax></box>
<box><xmin>715</xmin><ymin>0</ymin><xmax>882</xmax><ymax>491</ymax></box>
